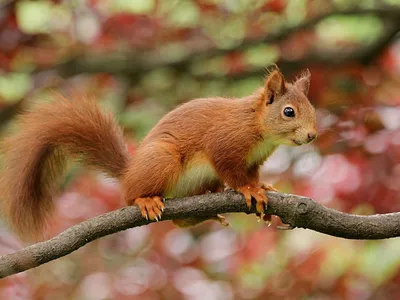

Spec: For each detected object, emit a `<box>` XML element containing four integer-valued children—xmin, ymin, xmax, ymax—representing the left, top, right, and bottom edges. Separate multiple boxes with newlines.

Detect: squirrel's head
<box><xmin>258</xmin><ymin>68</ymin><xmax>317</xmax><ymax>146</ymax></box>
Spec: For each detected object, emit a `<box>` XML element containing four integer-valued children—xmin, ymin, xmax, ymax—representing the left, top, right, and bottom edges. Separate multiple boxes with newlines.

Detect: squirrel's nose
<box><xmin>307</xmin><ymin>132</ymin><xmax>317</xmax><ymax>142</ymax></box>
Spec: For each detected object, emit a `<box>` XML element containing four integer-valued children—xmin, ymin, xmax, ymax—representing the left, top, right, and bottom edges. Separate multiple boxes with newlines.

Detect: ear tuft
<box><xmin>295</xmin><ymin>69</ymin><xmax>311</xmax><ymax>95</ymax></box>
<box><xmin>265</xmin><ymin>70</ymin><xmax>285</xmax><ymax>104</ymax></box>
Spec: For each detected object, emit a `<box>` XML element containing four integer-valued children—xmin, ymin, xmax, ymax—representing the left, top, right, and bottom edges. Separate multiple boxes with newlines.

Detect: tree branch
<box><xmin>224</xmin><ymin>20</ymin><xmax>400</xmax><ymax>80</ymax></box>
<box><xmin>49</xmin><ymin>6</ymin><xmax>400</xmax><ymax>78</ymax></box>
<box><xmin>1</xmin><ymin>191</ymin><xmax>400</xmax><ymax>278</ymax></box>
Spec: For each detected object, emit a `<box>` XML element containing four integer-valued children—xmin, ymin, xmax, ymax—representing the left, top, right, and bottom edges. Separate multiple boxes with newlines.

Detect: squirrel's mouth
<box><xmin>291</xmin><ymin>139</ymin><xmax>303</xmax><ymax>146</ymax></box>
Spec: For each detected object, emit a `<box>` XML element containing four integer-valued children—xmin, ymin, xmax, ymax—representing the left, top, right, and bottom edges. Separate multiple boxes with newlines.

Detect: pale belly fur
<box><xmin>164</xmin><ymin>152</ymin><xmax>218</xmax><ymax>198</ymax></box>
<box><xmin>164</xmin><ymin>138</ymin><xmax>276</xmax><ymax>199</ymax></box>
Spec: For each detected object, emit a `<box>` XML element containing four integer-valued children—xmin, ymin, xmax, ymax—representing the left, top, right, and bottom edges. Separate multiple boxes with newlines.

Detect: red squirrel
<box><xmin>0</xmin><ymin>68</ymin><xmax>317</xmax><ymax>241</ymax></box>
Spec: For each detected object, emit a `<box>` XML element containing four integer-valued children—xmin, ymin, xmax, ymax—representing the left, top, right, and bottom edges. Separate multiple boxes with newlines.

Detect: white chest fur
<box><xmin>247</xmin><ymin>137</ymin><xmax>277</xmax><ymax>166</ymax></box>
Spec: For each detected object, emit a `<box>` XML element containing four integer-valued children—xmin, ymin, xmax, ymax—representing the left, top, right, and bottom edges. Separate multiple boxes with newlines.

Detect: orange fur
<box><xmin>0</xmin><ymin>96</ymin><xmax>129</xmax><ymax>240</ymax></box>
<box><xmin>0</xmin><ymin>68</ymin><xmax>317</xmax><ymax>241</ymax></box>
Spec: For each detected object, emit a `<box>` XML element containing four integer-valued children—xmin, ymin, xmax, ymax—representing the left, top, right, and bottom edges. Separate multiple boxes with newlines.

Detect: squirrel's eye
<box><xmin>283</xmin><ymin>107</ymin><xmax>295</xmax><ymax>118</ymax></box>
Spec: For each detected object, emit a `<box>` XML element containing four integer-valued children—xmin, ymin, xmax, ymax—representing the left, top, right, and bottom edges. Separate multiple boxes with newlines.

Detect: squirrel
<box><xmin>0</xmin><ymin>67</ymin><xmax>317</xmax><ymax>241</ymax></box>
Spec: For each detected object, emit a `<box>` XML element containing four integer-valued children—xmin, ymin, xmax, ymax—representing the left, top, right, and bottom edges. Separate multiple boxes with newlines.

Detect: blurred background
<box><xmin>0</xmin><ymin>0</ymin><xmax>399</xmax><ymax>299</ymax></box>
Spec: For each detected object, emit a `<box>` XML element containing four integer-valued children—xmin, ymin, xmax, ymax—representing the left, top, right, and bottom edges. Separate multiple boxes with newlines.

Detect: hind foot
<box><xmin>215</xmin><ymin>214</ymin><xmax>230</xmax><ymax>226</ymax></box>
<box><xmin>134</xmin><ymin>196</ymin><xmax>165</xmax><ymax>221</ymax></box>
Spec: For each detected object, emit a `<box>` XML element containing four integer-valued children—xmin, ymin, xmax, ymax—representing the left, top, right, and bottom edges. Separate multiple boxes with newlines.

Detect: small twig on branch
<box><xmin>1</xmin><ymin>191</ymin><xmax>400</xmax><ymax>279</ymax></box>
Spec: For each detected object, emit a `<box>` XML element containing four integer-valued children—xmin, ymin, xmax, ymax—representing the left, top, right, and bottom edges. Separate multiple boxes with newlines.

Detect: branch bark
<box><xmin>1</xmin><ymin>191</ymin><xmax>400</xmax><ymax>278</ymax></box>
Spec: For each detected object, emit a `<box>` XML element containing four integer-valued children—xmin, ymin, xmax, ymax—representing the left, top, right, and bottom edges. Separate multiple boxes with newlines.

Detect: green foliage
<box><xmin>317</xmin><ymin>16</ymin><xmax>384</xmax><ymax>45</ymax></box>
<box><xmin>0</xmin><ymin>72</ymin><xmax>32</xmax><ymax>103</ymax></box>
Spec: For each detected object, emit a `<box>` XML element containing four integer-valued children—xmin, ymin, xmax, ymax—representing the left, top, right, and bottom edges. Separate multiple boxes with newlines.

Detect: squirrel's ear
<box><xmin>265</xmin><ymin>70</ymin><xmax>286</xmax><ymax>104</ymax></box>
<box><xmin>295</xmin><ymin>69</ymin><xmax>311</xmax><ymax>95</ymax></box>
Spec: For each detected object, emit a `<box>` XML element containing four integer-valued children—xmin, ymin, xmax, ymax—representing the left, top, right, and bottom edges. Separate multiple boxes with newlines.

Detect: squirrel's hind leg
<box><xmin>122</xmin><ymin>141</ymin><xmax>182</xmax><ymax>221</ymax></box>
<box><xmin>172</xmin><ymin>214</ymin><xmax>229</xmax><ymax>227</ymax></box>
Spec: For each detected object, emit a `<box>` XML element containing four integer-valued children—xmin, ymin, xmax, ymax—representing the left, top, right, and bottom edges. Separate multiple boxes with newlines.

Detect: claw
<box><xmin>259</xmin><ymin>182</ymin><xmax>278</xmax><ymax>192</ymax></box>
<box><xmin>236</xmin><ymin>183</ymin><xmax>269</xmax><ymax>214</ymax></box>
<box><xmin>133</xmin><ymin>196</ymin><xmax>165</xmax><ymax>222</ymax></box>
<box><xmin>263</xmin><ymin>214</ymin><xmax>272</xmax><ymax>227</ymax></box>
<box><xmin>256</xmin><ymin>212</ymin><xmax>262</xmax><ymax>222</ymax></box>
<box><xmin>276</xmin><ymin>224</ymin><xmax>295</xmax><ymax>230</ymax></box>
<box><xmin>216</xmin><ymin>214</ymin><xmax>230</xmax><ymax>227</ymax></box>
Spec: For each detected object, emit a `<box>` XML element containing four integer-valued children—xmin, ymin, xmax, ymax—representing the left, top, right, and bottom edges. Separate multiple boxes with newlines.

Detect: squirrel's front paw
<box><xmin>236</xmin><ymin>184</ymin><xmax>269</xmax><ymax>214</ymax></box>
<box><xmin>133</xmin><ymin>196</ymin><xmax>165</xmax><ymax>221</ymax></box>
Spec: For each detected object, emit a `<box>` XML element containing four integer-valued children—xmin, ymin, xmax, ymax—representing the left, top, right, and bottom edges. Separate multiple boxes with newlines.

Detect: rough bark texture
<box><xmin>1</xmin><ymin>191</ymin><xmax>400</xmax><ymax>278</ymax></box>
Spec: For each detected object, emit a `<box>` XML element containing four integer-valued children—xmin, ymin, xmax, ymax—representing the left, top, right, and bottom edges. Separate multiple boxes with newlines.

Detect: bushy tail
<box><xmin>0</xmin><ymin>95</ymin><xmax>130</xmax><ymax>241</ymax></box>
